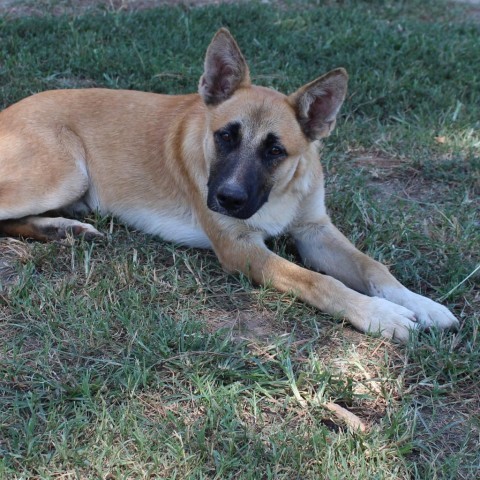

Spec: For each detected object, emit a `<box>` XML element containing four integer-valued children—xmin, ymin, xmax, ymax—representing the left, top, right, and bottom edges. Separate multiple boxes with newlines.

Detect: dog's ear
<box><xmin>289</xmin><ymin>68</ymin><xmax>348</xmax><ymax>141</ymax></box>
<box><xmin>199</xmin><ymin>28</ymin><xmax>251</xmax><ymax>106</ymax></box>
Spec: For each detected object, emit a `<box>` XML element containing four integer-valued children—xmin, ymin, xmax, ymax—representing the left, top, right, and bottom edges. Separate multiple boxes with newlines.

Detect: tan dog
<box><xmin>0</xmin><ymin>29</ymin><xmax>458</xmax><ymax>341</ymax></box>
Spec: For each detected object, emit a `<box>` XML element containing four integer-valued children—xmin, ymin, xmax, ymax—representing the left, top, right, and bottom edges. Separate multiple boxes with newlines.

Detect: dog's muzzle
<box><xmin>207</xmin><ymin>181</ymin><xmax>254</xmax><ymax>219</ymax></box>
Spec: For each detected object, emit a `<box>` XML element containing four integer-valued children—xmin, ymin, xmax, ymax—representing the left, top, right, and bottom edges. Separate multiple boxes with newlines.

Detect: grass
<box><xmin>0</xmin><ymin>0</ymin><xmax>479</xmax><ymax>478</ymax></box>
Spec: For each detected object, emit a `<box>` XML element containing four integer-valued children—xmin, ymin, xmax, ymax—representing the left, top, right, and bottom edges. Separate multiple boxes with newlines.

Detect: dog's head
<box><xmin>200</xmin><ymin>28</ymin><xmax>348</xmax><ymax>220</ymax></box>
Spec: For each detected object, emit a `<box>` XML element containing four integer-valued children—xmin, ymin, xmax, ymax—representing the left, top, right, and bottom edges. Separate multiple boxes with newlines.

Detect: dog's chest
<box><xmin>116</xmin><ymin>205</ymin><xmax>212</xmax><ymax>248</ymax></box>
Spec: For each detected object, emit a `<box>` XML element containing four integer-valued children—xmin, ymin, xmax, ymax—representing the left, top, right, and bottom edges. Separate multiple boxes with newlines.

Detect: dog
<box><xmin>0</xmin><ymin>28</ymin><xmax>459</xmax><ymax>342</ymax></box>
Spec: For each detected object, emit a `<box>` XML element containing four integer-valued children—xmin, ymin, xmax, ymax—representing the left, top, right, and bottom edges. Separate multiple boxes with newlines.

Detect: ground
<box><xmin>0</xmin><ymin>1</ymin><xmax>479</xmax><ymax>479</ymax></box>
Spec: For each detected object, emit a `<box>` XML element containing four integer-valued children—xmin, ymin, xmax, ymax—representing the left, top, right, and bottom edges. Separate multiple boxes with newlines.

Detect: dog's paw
<box><xmin>397</xmin><ymin>291</ymin><xmax>459</xmax><ymax>331</ymax></box>
<box><xmin>354</xmin><ymin>297</ymin><xmax>419</xmax><ymax>343</ymax></box>
<box><xmin>69</xmin><ymin>222</ymin><xmax>104</xmax><ymax>241</ymax></box>
<box><xmin>379</xmin><ymin>286</ymin><xmax>459</xmax><ymax>331</ymax></box>
<box><xmin>33</xmin><ymin>217</ymin><xmax>104</xmax><ymax>241</ymax></box>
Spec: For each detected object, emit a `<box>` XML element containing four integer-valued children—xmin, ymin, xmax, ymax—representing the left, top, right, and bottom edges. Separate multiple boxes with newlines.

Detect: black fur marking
<box><xmin>260</xmin><ymin>133</ymin><xmax>287</xmax><ymax>167</ymax></box>
<box><xmin>207</xmin><ymin>123</ymin><xmax>274</xmax><ymax>219</ymax></box>
<box><xmin>214</xmin><ymin>122</ymin><xmax>242</xmax><ymax>153</ymax></box>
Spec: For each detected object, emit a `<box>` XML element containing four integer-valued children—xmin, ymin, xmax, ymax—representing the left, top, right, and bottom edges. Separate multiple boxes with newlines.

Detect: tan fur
<box><xmin>0</xmin><ymin>29</ymin><xmax>458</xmax><ymax>342</ymax></box>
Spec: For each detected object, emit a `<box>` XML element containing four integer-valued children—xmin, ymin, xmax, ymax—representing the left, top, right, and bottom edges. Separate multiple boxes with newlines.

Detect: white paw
<box><xmin>69</xmin><ymin>220</ymin><xmax>104</xmax><ymax>240</ymax></box>
<box><xmin>354</xmin><ymin>297</ymin><xmax>419</xmax><ymax>343</ymax></box>
<box><xmin>32</xmin><ymin>217</ymin><xmax>104</xmax><ymax>241</ymax></box>
<box><xmin>379</xmin><ymin>286</ymin><xmax>459</xmax><ymax>331</ymax></box>
<box><xmin>397</xmin><ymin>290</ymin><xmax>459</xmax><ymax>330</ymax></box>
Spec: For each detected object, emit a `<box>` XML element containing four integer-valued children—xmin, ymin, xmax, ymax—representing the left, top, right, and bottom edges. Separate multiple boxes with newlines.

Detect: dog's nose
<box><xmin>216</xmin><ymin>183</ymin><xmax>248</xmax><ymax>212</ymax></box>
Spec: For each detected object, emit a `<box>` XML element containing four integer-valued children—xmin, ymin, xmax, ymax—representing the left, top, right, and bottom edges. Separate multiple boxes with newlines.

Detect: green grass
<box><xmin>0</xmin><ymin>0</ymin><xmax>479</xmax><ymax>478</ymax></box>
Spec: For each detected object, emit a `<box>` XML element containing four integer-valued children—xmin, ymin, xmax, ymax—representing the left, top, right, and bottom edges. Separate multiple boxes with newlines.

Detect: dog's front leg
<box><xmin>291</xmin><ymin>217</ymin><xmax>459</xmax><ymax>333</ymax></box>
<box><xmin>210</xmin><ymin>230</ymin><xmax>423</xmax><ymax>342</ymax></box>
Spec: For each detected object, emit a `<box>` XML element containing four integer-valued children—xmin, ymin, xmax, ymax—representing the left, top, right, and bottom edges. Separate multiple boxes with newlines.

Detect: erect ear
<box><xmin>199</xmin><ymin>28</ymin><xmax>251</xmax><ymax>106</ymax></box>
<box><xmin>289</xmin><ymin>68</ymin><xmax>348</xmax><ymax>141</ymax></box>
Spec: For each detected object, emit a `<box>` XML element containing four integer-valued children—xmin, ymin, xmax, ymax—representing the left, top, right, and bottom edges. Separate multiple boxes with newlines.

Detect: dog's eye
<box><xmin>221</xmin><ymin>132</ymin><xmax>232</xmax><ymax>142</ymax></box>
<box><xmin>215</xmin><ymin>123</ymin><xmax>241</xmax><ymax>147</ymax></box>
<box><xmin>268</xmin><ymin>146</ymin><xmax>284</xmax><ymax>156</ymax></box>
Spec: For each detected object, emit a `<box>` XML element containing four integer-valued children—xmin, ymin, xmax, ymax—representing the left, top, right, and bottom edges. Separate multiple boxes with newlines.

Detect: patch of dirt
<box><xmin>206</xmin><ymin>308</ymin><xmax>290</xmax><ymax>343</ymax></box>
<box><xmin>371</xmin><ymin>177</ymin><xmax>444</xmax><ymax>204</ymax></box>
<box><xmin>351</xmin><ymin>152</ymin><xmax>445</xmax><ymax>204</ymax></box>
